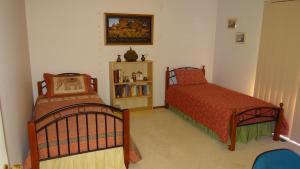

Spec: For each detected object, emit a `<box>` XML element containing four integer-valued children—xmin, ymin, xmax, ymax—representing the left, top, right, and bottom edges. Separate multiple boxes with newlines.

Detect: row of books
<box><xmin>115</xmin><ymin>85</ymin><xmax>150</xmax><ymax>98</ymax></box>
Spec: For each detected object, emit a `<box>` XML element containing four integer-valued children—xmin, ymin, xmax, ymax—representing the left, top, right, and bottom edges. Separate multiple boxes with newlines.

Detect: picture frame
<box><xmin>228</xmin><ymin>18</ymin><xmax>237</xmax><ymax>29</ymax></box>
<box><xmin>236</xmin><ymin>32</ymin><xmax>246</xmax><ymax>44</ymax></box>
<box><xmin>105</xmin><ymin>13</ymin><xmax>154</xmax><ymax>45</ymax></box>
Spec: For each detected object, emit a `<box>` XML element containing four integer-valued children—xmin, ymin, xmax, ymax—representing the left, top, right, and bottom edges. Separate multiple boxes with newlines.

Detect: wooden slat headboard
<box><xmin>37</xmin><ymin>73</ymin><xmax>98</xmax><ymax>96</ymax></box>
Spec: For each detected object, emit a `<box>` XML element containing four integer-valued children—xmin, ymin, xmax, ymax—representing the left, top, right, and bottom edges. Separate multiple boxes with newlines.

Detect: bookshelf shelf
<box><xmin>109</xmin><ymin>61</ymin><xmax>153</xmax><ymax>111</ymax></box>
<box><xmin>114</xmin><ymin>95</ymin><xmax>152</xmax><ymax>100</ymax></box>
<box><xmin>113</xmin><ymin>80</ymin><xmax>152</xmax><ymax>85</ymax></box>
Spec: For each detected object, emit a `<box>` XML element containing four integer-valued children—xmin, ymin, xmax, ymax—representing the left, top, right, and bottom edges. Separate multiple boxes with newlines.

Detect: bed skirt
<box><xmin>169</xmin><ymin>106</ymin><xmax>275</xmax><ymax>144</ymax></box>
<box><xmin>39</xmin><ymin>147</ymin><xmax>126</xmax><ymax>169</ymax></box>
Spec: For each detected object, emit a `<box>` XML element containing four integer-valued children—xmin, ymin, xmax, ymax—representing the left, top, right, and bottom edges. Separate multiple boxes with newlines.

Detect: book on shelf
<box><xmin>113</xmin><ymin>70</ymin><xmax>119</xmax><ymax>83</ymax></box>
<box><xmin>115</xmin><ymin>85</ymin><xmax>121</xmax><ymax>98</ymax></box>
<box><xmin>138</xmin><ymin>85</ymin><xmax>142</xmax><ymax>96</ymax></box>
<box><xmin>131</xmin><ymin>85</ymin><xmax>137</xmax><ymax>96</ymax></box>
<box><xmin>125</xmin><ymin>85</ymin><xmax>130</xmax><ymax>96</ymax></box>
<box><xmin>113</xmin><ymin>69</ymin><xmax>124</xmax><ymax>83</ymax></box>
<box><xmin>122</xmin><ymin>86</ymin><xmax>126</xmax><ymax>97</ymax></box>
<box><xmin>142</xmin><ymin>85</ymin><xmax>148</xmax><ymax>96</ymax></box>
<box><xmin>119</xmin><ymin>70</ymin><xmax>123</xmax><ymax>83</ymax></box>
<box><xmin>115</xmin><ymin>84</ymin><xmax>149</xmax><ymax>98</ymax></box>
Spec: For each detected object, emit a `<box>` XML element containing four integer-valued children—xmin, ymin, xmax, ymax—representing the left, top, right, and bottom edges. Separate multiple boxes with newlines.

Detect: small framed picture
<box><xmin>228</xmin><ymin>18</ymin><xmax>237</xmax><ymax>29</ymax></box>
<box><xmin>236</xmin><ymin>32</ymin><xmax>246</xmax><ymax>44</ymax></box>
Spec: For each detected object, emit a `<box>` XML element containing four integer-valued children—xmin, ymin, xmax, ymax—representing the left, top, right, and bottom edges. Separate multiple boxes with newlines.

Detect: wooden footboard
<box><xmin>228</xmin><ymin>103</ymin><xmax>283</xmax><ymax>151</ymax></box>
<box><xmin>28</xmin><ymin>103</ymin><xmax>130</xmax><ymax>169</ymax></box>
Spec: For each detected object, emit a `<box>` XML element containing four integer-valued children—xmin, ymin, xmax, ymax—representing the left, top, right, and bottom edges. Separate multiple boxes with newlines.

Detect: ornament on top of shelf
<box><xmin>141</xmin><ymin>54</ymin><xmax>146</xmax><ymax>61</ymax></box>
<box><xmin>124</xmin><ymin>47</ymin><xmax>138</xmax><ymax>62</ymax></box>
<box><xmin>117</xmin><ymin>55</ymin><xmax>121</xmax><ymax>62</ymax></box>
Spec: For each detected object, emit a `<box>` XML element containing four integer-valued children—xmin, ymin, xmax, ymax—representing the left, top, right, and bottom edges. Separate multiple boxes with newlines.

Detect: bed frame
<box><xmin>37</xmin><ymin>73</ymin><xmax>98</xmax><ymax>96</ymax></box>
<box><xmin>28</xmin><ymin>75</ymin><xmax>130</xmax><ymax>169</ymax></box>
<box><xmin>165</xmin><ymin>66</ymin><xmax>283</xmax><ymax>151</ymax></box>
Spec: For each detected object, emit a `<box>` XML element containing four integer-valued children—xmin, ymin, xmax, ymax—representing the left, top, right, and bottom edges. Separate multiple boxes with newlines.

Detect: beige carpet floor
<box><xmin>129</xmin><ymin>108</ymin><xmax>300</xmax><ymax>169</ymax></box>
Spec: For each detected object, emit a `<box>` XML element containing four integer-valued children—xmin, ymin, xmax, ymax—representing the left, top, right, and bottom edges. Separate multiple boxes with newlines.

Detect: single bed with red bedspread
<box><xmin>26</xmin><ymin>73</ymin><xmax>141</xmax><ymax>169</ymax></box>
<box><xmin>165</xmin><ymin>66</ymin><xmax>289</xmax><ymax>151</ymax></box>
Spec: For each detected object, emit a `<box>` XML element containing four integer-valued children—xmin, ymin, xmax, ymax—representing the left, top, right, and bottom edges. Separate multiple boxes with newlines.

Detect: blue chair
<box><xmin>252</xmin><ymin>149</ymin><xmax>300</xmax><ymax>169</ymax></box>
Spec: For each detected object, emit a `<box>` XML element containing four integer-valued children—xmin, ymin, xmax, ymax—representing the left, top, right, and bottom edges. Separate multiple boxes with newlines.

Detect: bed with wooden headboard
<box><xmin>25</xmin><ymin>73</ymin><xmax>141</xmax><ymax>169</ymax></box>
<box><xmin>165</xmin><ymin>66</ymin><xmax>288</xmax><ymax>151</ymax></box>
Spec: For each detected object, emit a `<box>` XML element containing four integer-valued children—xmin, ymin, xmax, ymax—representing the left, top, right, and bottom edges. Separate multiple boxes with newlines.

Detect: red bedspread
<box><xmin>166</xmin><ymin>83</ymin><xmax>289</xmax><ymax>143</ymax></box>
<box><xmin>24</xmin><ymin>94</ymin><xmax>141</xmax><ymax>168</ymax></box>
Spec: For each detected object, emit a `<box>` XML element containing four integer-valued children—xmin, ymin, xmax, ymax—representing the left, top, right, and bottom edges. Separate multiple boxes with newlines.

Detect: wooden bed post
<box><xmin>228</xmin><ymin>110</ymin><xmax>237</xmax><ymax>151</ymax></box>
<box><xmin>202</xmin><ymin>65</ymin><xmax>205</xmax><ymax>76</ymax></box>
<box><xmin>165</xmin><ymin>67</ymin><xmax>170</xmax><ymax>108</ymax></box>
<box><xmin>28</xmin><ymin>121</ymin><xmax>39</xmax><ymax>169</ymax></box>
<box><xmin>273</xmin><ymin>103</ymin><xmax>284</xmax><ymax>141</ymax></box>
<box><xmin>37</xmin><ymin>81</ymin><xmax>43</xmax><ymax>96</ymax></box>
<box><xmin>123</xmin><ymin>109</ymin><xmax>130</xmax><ymax>169</ymax></box>
<box><xmin>93</xmin><ymin>78</ymin><xmax>98</xmax><ymax>93</ymax></box>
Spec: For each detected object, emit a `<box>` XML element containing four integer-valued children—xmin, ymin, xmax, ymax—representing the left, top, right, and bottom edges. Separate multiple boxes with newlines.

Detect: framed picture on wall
<box><xmin>105</xmin><ymin>13</ymin><xmax>154</xmax><ymax>45</ymax></box>
<box><xmin>236</xmin><ymin>32</ymin><xmax>246</xmax><ymax>44</ymax></box>
<box><xmin>228</xmin><ymin>18</ymin><xmax>237</xmax><ymax>29</ymax></box>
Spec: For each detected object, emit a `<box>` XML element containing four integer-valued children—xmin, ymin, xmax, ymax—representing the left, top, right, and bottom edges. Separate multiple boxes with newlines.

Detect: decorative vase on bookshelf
<box><xmin>117</xmin><ymin>55</ymin><xmax>121</xmax><ymax>62</ymax></box>
<box><xmin>124</xmin><ymin>47</ymin><xmax>138</xmax><ymax>62</ymax></box>
<box><xmin>141</xmin><ymin>55</ymin><xmax>146</xmax><ymax>61</ymax></box>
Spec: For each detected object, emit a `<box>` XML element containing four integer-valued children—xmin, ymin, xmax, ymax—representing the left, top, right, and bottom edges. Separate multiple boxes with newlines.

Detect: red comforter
<box><xmin>166</xmin><ymin>83</ymin><xmax>289</xmax><ymax>143</ymax></box>
<box><xmin>24</xmin><ymin>94</ymin><xmax>141</xmax><ymax>168</ymax></box>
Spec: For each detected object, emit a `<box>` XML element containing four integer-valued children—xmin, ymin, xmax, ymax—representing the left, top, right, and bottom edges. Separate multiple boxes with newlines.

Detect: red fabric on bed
<box><xmin>24</xmin><ymin>94</ymin><xmax>141</xmax><ymax>169</ymax></box>
<box><xmin>174</xmin><ymin>69</ymin><xmax>207</xmax><ymax>85</ymax></box>
<box><xmin>166</xmin><ymin>83</ymin><xmax>289</xmax><ymax>143</ymax></box>
<box><xmin>34</xmin><ymin>94</ymin><xmax>98</xmax><ymax>116</ymax></box>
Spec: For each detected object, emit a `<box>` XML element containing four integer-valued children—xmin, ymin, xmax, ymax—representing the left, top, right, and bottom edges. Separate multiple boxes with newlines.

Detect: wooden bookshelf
<box><xmin>109</xmin><ymin>61</ymin><xmax>153</xmax><ymax>111</ymax></box>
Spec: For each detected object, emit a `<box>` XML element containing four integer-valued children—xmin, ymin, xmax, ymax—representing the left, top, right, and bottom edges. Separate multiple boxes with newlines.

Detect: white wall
<box><xmin>0</xmin><ymin>0</ymin><xmax>33</xmax><ymax>164</ymax></box>
<box><xmin>213</xmin><ymin>0</ymin><xmax>264</xmax><ymax>95</ymax></box>
<box><xmin>0</xmin><ymin>102</ymin><xmax>8</xmax><ymax>169</ymax></box>
<box><xmin>25</xmin><ymin>0</ymin><xmax>218</xmax><ymax>106</ymax></box>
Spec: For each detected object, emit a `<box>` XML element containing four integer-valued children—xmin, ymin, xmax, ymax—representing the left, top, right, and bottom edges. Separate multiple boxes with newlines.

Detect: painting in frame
<box><xmin>105</xmin><ymin>13</ymin><xmax>154</xmax><ymax>45</ymax></box>
<box><xmin>236</xmin><ymin>32</ymin><xmax>246</xmax><ymax>44</ymax></box>
<box><xmin>228</xmin><ymin>18</ymin><xmax>237</xmax><ymax>29</ymax></box>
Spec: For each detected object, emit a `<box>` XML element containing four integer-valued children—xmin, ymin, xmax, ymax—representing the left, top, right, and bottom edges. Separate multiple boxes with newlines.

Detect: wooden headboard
<box><xmin>37</xmin><ymin>73</ymin><xmax>98</xmax><ymax>96</ymax></box>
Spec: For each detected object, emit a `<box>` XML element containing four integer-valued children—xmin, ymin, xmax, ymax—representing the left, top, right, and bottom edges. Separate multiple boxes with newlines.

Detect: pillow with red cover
<box><xmin>174</xmin><ymin>69</ymin><xmax>207</xmax><ymax>85</ymax></box>
<box><xmin>43</xmin><ymin>73</ymin><xmax>93</xmax><ymax>97</ymax></box>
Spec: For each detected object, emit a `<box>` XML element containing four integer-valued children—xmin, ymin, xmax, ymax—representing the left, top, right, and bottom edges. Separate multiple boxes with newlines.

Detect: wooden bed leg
<box><xmin>28</xmin><ymin>121</ymin><xmax>39</xmax><ymax>169</ymax></box>
<box><xmin>123</xmin><ymin>109</ymin><xmax>130</xmax><ymax>169</ymax></box>
<box><xmin>165</xmin><ymin>67</ymin><xmax>170</xmax><ymax>109</ymax></box>
<box><xmin>165</xmin><ymin>103</ymin><xmax>169</xmax><ymax>109</ymax></box>
<box><xmin>273</xmin><ymin>103</ymin><xmax>283</xmax><ymax>141</ymax></box>
<box><xmin>228</xmin><ymin>111</ymin><xmax>237</xmax><ymax>151</ymax></box>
